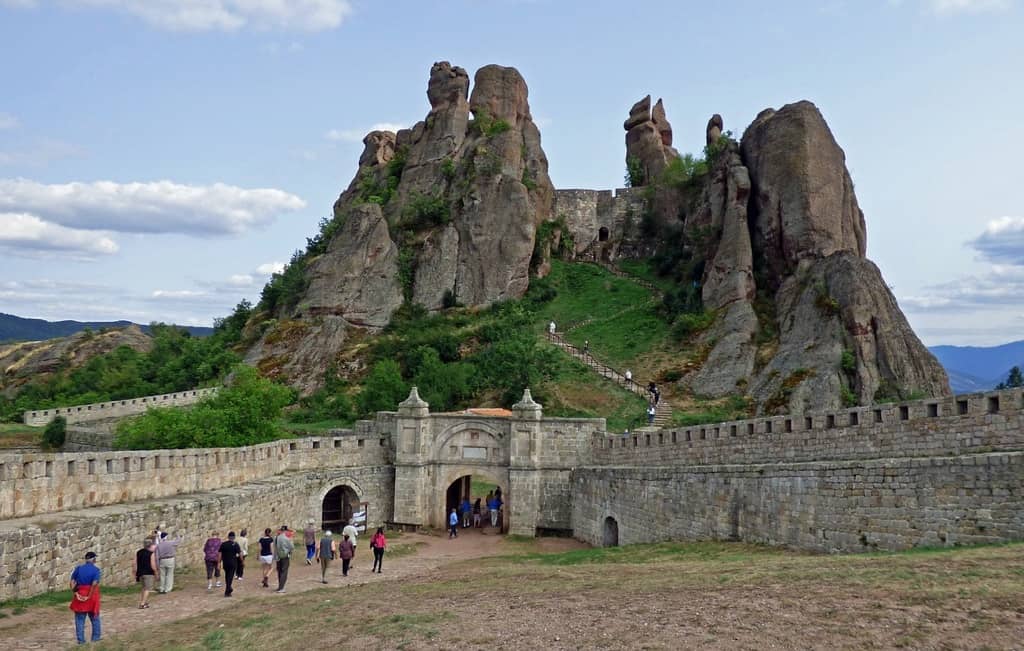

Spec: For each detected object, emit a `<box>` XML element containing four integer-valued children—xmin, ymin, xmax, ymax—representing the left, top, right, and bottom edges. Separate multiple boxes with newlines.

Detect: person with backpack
<box><xmin>203</xmin><ymin>531</ymin><xmax>222</xmax><ymax>591</ymax></box>
<box><xmin>257</xmin><ymin>528</ymin><xmax>275</xmax><ymax>588</ymax></box>
<box><xmin>303</xmin><ymin>521</ymin><xmax>317</xmax><ymax>565</ymax></box>
<box><xmin>370</xmin><ymin>527</ymin><xmax>387</xmax><ymax>573</ymax></box>
<box><xmin>316</xmin><ymin>530</ymin><xmax>336</xmax><ymax>583</ymax></box>
<box><xmin>218</xmin><ymin>532</ymin><xmax>242</xmax><ymax>597</ymax></box>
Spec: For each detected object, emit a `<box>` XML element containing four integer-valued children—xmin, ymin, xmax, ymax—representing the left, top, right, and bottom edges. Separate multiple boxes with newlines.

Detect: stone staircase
<box><xmin>545</xmin><ymin>331</ymin><xmax>672</xmax><ymax>428</ymax></box>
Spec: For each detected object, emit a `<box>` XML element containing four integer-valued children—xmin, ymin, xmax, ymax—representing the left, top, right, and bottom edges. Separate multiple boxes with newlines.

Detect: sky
<box><xmin>0</xmin><ymin>0</ymin><xmax>1022</xmax><ymax>346</ymax></box>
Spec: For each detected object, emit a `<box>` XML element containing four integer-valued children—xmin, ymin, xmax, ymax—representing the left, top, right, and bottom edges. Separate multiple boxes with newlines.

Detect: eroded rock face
<box><xmin>248</xmin><ymin>61</ymin><xmax>554</xmax><ymax>392</ymax></box>
<box><xmin>672</xmin><ymin>101</ymin><xmax>949</xmax><ymax>411</ymax></box>
<box><xmin>741</xmin><ymin>101</ymin><xmax>867</xmax><ymax>284</ymax></box>
<box><xmin>624</xmin><ymin>94</ymin><xmax>680</xmax><ymax>184</ymax></box>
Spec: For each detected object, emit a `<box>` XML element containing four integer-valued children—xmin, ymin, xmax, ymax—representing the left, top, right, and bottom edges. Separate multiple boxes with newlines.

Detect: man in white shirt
<box><xmin>342</xmin><ymin>522</ymin><xmax>358</xmax><ymax>567</ymax></box>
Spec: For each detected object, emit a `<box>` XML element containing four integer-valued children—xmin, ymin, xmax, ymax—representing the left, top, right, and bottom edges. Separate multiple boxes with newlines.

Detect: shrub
<box><xmin>470</xmin><ymin>108</ymin><xmax>511</xmax><ymax>137</ymax></box>
<box><xmin>840</xmin><ymin>349</ymin><xmax>856</xmax><ymax>373</ymax></box>
<box><xmin>625</xmin><ymin>156</ymin><xmax>645</xmax><ymax>187</ymax></box>
<box><xmin>356</xmin><ymin>360</ymin><xmax>410</xmax><ymax>416</ymax></box>
<box><xmin>42</xmin><ymin>416</ymin><xmax>66</xmax><ymax>450</ymax></box>
<box><xmin>441</xmin><ymin>157</ymin><xmax>456</xmax><ymax>181</ymax></box>
<box><xmin>662</xmin><ymin>153</ymin><xmax>708</xmax><ymax>191</ymax></box>
<box><xmin>401</xmin><ymin>193</ymin><xmax>450</xmax><ymax>230</ymax></box>
<box><xmin>671</xmin><ymin>310</ymin><xmax>716</xmax><ymax>340</ymax></box>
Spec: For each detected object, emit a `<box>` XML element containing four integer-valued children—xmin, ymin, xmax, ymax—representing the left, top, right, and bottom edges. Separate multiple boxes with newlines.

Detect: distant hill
<box><xmin>929</xmin><ymin>340</ymin><xmax>1024</xmax><ymax>393</ymax></box>
<box><xmin>0</xmin><ymin>313</ymin><xmax>213</xmax><ymax>343</ymax></box>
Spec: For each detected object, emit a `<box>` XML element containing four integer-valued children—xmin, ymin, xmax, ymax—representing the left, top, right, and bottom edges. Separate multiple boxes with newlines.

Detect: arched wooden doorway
<box><xmin>321</xmin><ymin>485</ymin><xmax>359</xmax><ymax>533</ymax></box>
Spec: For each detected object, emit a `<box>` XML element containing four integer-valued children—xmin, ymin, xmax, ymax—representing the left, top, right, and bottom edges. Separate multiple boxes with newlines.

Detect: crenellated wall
<box><xmin>0</xmin><ymin>415</ymin><xmax>395</xmax><ymax>520</ymax></box>
<box><xmin>23</xmin><ymin>387</ymin><xmax>220</xmax><ymax>426</ymax></box>
<box><xmin>591</xmin><ymin>389</ymin><xmax>1024</xmax><ymax>466</ymax></box>
<box><xmin>554</xmin><ymin>187</ymin><xmax>650</xmax><ymax>261</ymax></box>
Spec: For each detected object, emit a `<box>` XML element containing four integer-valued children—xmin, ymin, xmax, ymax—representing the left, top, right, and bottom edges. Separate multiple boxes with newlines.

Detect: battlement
<box><xmin>592</xmin><ymin>388</ymin><xmax>1024</xmax><ymax>465</ymax></box>
<box><xmin>22</xmin><ymin>387</ymin><xmax>221</xmax><ymax>427</ymax></box>
<box><xmin>0</xmin><ymin>415</ymin><xmax>395</xmax><ymax>520</ymax></box>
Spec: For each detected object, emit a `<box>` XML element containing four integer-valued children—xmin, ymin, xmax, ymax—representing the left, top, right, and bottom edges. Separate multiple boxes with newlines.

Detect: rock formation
<box><xmin>247</xmin><ymin>61</ymin><xmax>555</xmax><ymax>394</ymax></box>
<box><xmin>624</xmin><ymin>95</ymin><xmax>680</xmax><ymax>185</ymax></box>
<box><xmin>674</xmin><ymin>101</ymin><xmax>949</xmax><ymax>412</ymax></box>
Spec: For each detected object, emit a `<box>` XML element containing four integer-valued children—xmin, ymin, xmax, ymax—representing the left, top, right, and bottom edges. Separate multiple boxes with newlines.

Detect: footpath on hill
<box><xmin>2</xmin><ymin>529</ymin><xmax>583</xmax><ymax>649</ymax></box>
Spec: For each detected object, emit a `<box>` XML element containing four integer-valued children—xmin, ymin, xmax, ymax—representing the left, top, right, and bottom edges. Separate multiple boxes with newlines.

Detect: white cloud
<box><xmin>151</xmin><ymin>289</ymin><xmax>212</xmax><ymax>300</ymax></box>
<box><xmin>325</xmin><ymin>123</ymin><xmax>408</xmax><ymax>143</ymax></box>
<box><xmin>0</xmin><ymin>212</ymin><xmax>118</xmax><ymax>258</ymax></box>
<box><xmin>970</xmin><ymin>216</ymin><xmax>1024</xmax><ymax>265</ymax></box>
<box><xmin>226</xmin><ymin>274</ymin><xmax>255</xmax><ymax>287</ymax></box>
<box><xmin>925</xmin><ymin>0</ymin><xmax>1011</xmax><ymax>13</ymax></box>
<box><xmin>6</xmin><ymin>0</ymin><xmax>353</xmax><ymax>32</ymax></box>
<box><xmin>0</xmin><ymin>178</ymin><xmax>306</xmax><ymax>236</ymax></box>
<box><xmin>256</xmin><ymin>261</ymin><xmax>285</xmax><ymax>275</ymax></box>
<box><xmin>0</xmin><ymin>113</ymin><xmax>17</xmax><ymax>130</ymax></box>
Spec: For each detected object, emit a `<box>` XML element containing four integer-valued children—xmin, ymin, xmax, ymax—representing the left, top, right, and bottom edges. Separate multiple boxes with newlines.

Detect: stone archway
<box><xmin>440</xmin><ymin>466</ymin><xmax>508</xmax><ymax>533</ymax></box>
<box><xmin>603</xmin><ymin>516</ymin><xmax>619</xmax><ymax>547</ymax></box>
<box><xmin>321</xmin><ymin>484</ymin><xmax>360</xmax><ymax>533</ymax></box>
<box><xmin>598</xmin><ymin>226</ymin><xmax>609</xmax><ymax>242</ymax></box>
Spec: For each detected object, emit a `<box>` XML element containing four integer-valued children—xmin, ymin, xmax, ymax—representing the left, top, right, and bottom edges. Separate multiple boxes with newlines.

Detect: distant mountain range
<box><xmin>0</xmin><ymin>313</ymin><xmax>213</xmax><ymax>343</ymax></box>
<box><xmin>929</xmin><ymin>340</ymin><xmax>1024</xmax><ymax>393</ymax></box>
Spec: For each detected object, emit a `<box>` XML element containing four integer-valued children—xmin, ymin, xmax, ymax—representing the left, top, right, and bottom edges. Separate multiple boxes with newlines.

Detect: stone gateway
<box><xmin>1</xmin><ymin>386</ymin><xmax>1022</xmax><ymax>600</ymax></box>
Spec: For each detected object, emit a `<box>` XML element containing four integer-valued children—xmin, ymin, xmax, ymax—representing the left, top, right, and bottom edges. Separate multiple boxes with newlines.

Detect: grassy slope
<box><xmin>78</xmin><ymin>541</ymin><xmax>1024</xmax><ymax>650</ymax></box>
<box><xmin>0</xmin><ymin>422</ymin><xmax>42</xmax><ymax>449</ymax></box>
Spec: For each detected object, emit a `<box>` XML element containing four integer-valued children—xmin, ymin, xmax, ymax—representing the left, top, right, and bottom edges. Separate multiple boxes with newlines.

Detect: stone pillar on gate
<box><xmin>392</xmin><ymin>387</ymin><xmax>431</xmax><ymax>528</ymax></box>
<box><xmin>509</xmin><ymin>388</ymin><xmax>543</xmax><ymax>537</ymax></box>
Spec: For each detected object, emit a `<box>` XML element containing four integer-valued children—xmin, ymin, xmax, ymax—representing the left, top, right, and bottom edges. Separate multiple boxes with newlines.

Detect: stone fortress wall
<box><xmin>1</xmin><ymin>387</ymin><xmax>1022</xmax><ymax>600</ymax></box>
<box><xmin>554</xmin><ymin>188</ymin><xmax>650</xmax><ymax>261</ymax></box>
<box><xmin>23</xmin><ymin>387</ymin><xmax>220</xmax><ymax>427</ymax></box>
<box><xmin>571</xmin><ymin>388</ymin><xmax>1024</xmax><ymax>552</ymax></box>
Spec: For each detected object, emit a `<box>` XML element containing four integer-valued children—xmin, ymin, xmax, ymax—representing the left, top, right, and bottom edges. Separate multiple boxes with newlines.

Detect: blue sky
<box><xmin>1</xmin><ymin>0</ymin><xmax>1021</xmax><ymax>345</ymax></box>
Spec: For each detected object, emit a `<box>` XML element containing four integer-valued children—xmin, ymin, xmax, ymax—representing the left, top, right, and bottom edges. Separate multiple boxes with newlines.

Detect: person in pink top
<box><xmin>370</xmin><ymin>527</ymin><xmax>387</xmax><ymax>574</ymax></box>
<box><xmin>203</xmin><ymin>531</ymin><xmax>222</xmax><ymax>591</ymax></box>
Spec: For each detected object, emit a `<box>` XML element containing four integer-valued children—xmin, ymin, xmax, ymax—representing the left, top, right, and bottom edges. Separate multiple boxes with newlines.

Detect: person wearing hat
<box><xmin>218</xmin><ymin>532</ymin><xmax>243</xmax><ymax>597</ymax></box>
<box><xmin>69</xmin><ymin>551</ymin><xmax>102</xmax><ymax>644</ymax></box>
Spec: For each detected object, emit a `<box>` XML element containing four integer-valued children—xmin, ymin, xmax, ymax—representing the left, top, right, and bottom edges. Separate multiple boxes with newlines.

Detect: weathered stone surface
<box><xmin>706</xmin><ymin>113</ymin><xmax>723</xmax><ymax>145</ymax></box>
<box><xmin>741</xmin><ymin>100</ymin><xmax>867</xmax><ymax>282</ymax></box>
<box><xmin>358</xmin><ymin>130</ymin><xmax>396</xmax><ymax>168</ymax></box>
<box><xmin>304</xmin><ymin>203</ymin><xmax>404</xmax><ymax>327</ymax></box>
<box><xmin>624</xmin><ymin>95</ymin><xmax>680</xmax><ymax>184</ymax></box>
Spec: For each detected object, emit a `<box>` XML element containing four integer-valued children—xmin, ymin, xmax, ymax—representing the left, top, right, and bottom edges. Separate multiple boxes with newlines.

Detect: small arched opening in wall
<box><xmin>443</xmin><ymin>468</ymin><xmax>508</xmax><ymax>535</ymax></box>
<box><xmin>603</xmin><ymin>516</ymin><xmax>619</xmax><ymax>547</ymax></box>
<box><xmin>321</xmin><ymin>484</ymin><xmax>361</xmax><ymax>533</ymax></box>
<box><xmin>598</xmin><ymin>226</ymin><xmax>610</xmax><ymax>242</ymax></box>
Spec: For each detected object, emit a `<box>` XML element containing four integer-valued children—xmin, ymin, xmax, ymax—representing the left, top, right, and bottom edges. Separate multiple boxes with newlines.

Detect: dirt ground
<box><xmin>2</xmin><ymin>531</ymin><xmax>1022</xmax><ymax>650</ymax></box>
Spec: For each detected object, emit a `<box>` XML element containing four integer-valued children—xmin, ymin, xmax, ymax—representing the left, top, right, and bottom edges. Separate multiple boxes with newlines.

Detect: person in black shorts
<box><xmin>257</xmin><ymin>528</ymin><xmax>274</xmax><ymax>588</ymax></box>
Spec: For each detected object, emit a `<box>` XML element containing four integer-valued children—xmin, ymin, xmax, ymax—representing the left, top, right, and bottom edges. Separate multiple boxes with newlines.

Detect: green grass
<box><xmin>616</xmin><ymin>258</ymin><xmax>677</xmax><ymax>293</ymax></box>
<box><xmin>0</xmin><ymin>422</ymin><xmax>43</xmax><ymax>448</ymax></box>
<box><xmin>0</xmin><ymin>586</ymin><xmax>134</xmax><ymax>613</ymax></box>
<box><xmin>535</xmin><ymin>260</ymin><xmax>657</xmax><ymax>331</ymax></box>
<box><xmin>562</xmin><ymin>304</ymin><xmax>669</xmax><ymax>366</ymax></box>
<box><xmin>503</xmin><ymin>541</ymin><xmax>779</xmax><ymax>566</ymax></box>
<box><xmin>671</xmin><ymin>395</ymin><xmax>752</xmax><ymax>427</ymax></box>
<box><xmin>541</xmin><ymin>353</ymin><xmax>648</xmax><ymax>431</ymax></box>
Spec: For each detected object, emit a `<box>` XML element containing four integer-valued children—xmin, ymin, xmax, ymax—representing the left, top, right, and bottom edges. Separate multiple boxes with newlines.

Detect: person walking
<box><xmin>273</xmin><ymin>526</ymin><xmax>294</xmax><ymax>593</ymax></box>
<box><xmin>316</xmin><ymin>530</ymin><xmax>335</xmax><ymax>583</ymax></box>
<box><xmin>69</xmin><ymin>551</ymin><xmax>102</xmax><ymax>645</ymax></box>
<box><xmin>218</xmin><ymin>532</ymin><xmax>242</xmax><ymax>597</ymax></box>
<box><xmin>203</xmin><ymin>532</ymin><xmax>222</xmax><ymax>591</ymax></box>
<box><xmin>133</xmin><ymin>539</ymin><xmax>158</xmax><ymax>609</ymax></box>
<box><xmin>370</xmin><ymin>527</ymin><xmax>387</xmax><ymax>573</ymax></box>
<box><xmin>342</xmin><ymin>522</ymin><xmax>358</xmax><ymax>567</ymax></box>
<box><xmin>548</xmin><ymin>320</ymin><xmax>556</xmax><ymax>335</ymax></box>
<box><xmin>303</xmin><ymin>521</ymin><xmax>317</xmax><ymax>566</ymax></box>
<box><xmin>647</xmin><ymin>403</ymin><xmax>656</xmax><ymax>425</ymax></box>
<box><xmin>235</xmin><ymin>528</ymin><xmax>248</xmax><ymax>581</ymax></box>
<box><xmin>155</xmin><ymin>531</ymin><xmax>182</xmax><ymax>594</ymax></box>
<box><xmin>472</xmin><ymin>498</ymin><xmax>482</xmax><ymax>528</ymax></box>
<box><xmin>460</xmin><ymin>496</ymin><xmax>472</xmax><ymax>528</ymax></box>
<box><xmin>448</xmin><ymin>508</ymin><xmax>459</xmax><ymax>538</ymax></box>
<box><xmin>339</xmin><ymin>533</ymin><xmax>354</xmax><ymax>576</ymax></box>
<box><xmin>625</xmin><ymin>369</ymin><xmax>632</xmax><ymax>383</ymax></box>
<box><xmin>487</xmin><ymin>493</ymin><xmax>500</xmax><ymax>528</ymax></box>
<box><xmin>257</xmin><ymin>528</ymin><xmax>275</xmax><ymax>588</ymax></box>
